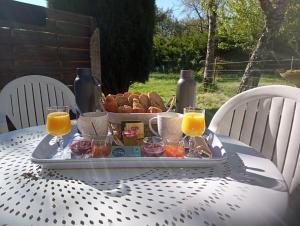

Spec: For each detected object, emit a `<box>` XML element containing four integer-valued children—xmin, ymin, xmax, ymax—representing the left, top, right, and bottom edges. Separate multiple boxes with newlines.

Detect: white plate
<box><xmin>31</xmin><ymin>127</ymin><xmax>227</xmax><ymax>169</ymax></box>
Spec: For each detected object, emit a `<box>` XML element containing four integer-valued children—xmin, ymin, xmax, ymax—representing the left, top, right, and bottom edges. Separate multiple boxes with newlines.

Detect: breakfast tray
<box><xmin>31</xmin><ymin>128</ymin><xmax>227</xmax><ymax>169</ymax></box>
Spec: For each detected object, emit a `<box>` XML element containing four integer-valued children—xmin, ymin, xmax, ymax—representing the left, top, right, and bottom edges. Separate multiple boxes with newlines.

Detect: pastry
<box><xmin>148</xmin><ymin>91</ymin><xmax>166</xmax><ymax>111</ymax></box>
<box><xmin>123</xmin><ymin>92</ymin><xmax>131</xmax><ymax>98</ymax></box>
<box><xmin>118</xmin><ymin>105</ymin><xmax>133</xmax><ymax>113</ymax></box>
<box><xmin>128</xmin><ymin>94</ymin><xmax>140</xmax><ymax>106</ymax></box>
<box><xmin>139</xmin><ymin>94</ymin><xmax>150</xmax><ymax>110</ymax></box>
<box><xmin>116</xmin><ymin>96</ymin><xmax>129</xmax><ymax>106</ymax></box>
<box><xmin>107</xmin><ymin>94</ymin><xmax>116</xmax><ymax>99</ymax></box>
<box><xmin>147</xmin><ymin>106</ymin><xmax>162</xmax><ymax>113</ymax></box>
<box><xmin>132</xmin><ymin>98</ymin><xmax>146</xmax><ymax>113</ymax></box>
<box><xmin>132</xmin><ymin>107</ymin><xmax>145</xmax><ymax>113</ymax></box>
<box><xmin>104</xmin><ymin>96</ymin><xmax>118</xmax><ymax>112</ymax></box>
<box><xmin>132</xmin><ymin>98</ymin><xmax>144</xmax><ymax>109</ymax></box>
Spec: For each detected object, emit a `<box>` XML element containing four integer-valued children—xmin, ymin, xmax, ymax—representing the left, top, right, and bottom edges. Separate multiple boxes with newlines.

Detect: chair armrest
<box><xmin>0</xmin><ymin>112</ymin><xmax>8</xmax><ymax>133</ymax></box>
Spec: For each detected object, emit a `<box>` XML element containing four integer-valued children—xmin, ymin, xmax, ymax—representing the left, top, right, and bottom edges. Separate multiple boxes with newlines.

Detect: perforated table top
<box><xmin>0</xmin><ymin>126</ymin><xmax>289</xmax><ymax>226</ymax></box>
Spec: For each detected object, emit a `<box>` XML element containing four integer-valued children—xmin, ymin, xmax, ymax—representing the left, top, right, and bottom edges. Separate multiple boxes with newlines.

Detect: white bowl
<box><xmin>77</xmin><ymin>112</ymin><xmax>108</xmax><ymax>137</ymax></box>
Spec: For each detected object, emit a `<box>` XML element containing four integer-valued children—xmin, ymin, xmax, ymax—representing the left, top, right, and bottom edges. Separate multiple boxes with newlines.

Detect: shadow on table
<box><xmin>37</xmin><ymin>167</ymin><xmax>160</xmax><ymax>197</ymax></box>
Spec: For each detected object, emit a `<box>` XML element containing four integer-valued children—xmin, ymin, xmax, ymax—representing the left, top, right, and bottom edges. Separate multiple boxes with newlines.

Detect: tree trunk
<box><xmin>238</xmin><ymin>0</ymin><xmax>289</xmax><ymax>93</ymax></box>
<box><xmin>203</xmin><ymin>0</ymin><xmax>217</xmax><ymax>92</ymax></box>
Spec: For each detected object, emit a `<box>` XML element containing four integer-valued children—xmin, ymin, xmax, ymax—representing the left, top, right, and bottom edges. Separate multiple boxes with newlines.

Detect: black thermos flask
<box><xmin>74</xmin><ymin>68</ymin><xmax>96</xmax><ymax>113</ymax></box>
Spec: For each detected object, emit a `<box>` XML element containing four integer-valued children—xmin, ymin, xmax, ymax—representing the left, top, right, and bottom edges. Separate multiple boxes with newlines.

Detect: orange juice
<box><xmin>181</xmin><ymin>112</ymin><xmax>205</xmax><ymax>137</ymax></box>
<box><xmin>46</xmin><ymin>112</ymin><xmax>71</xmax><ymax>136</ymax></box>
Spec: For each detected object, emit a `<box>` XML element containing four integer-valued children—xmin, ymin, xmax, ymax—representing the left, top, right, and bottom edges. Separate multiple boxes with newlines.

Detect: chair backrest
<box><xmin>209</xmin><ymin>85</ymin><xmax>300</xmax><ymax>193</ymax></box>
<box><xmin>0</xmin><ymin>75</ymin><xmax>76</xmax><ymax>132</ymax></box>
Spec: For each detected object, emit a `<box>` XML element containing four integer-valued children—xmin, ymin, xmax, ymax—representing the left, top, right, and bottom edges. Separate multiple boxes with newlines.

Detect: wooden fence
<box><xmin>0</xmin><ymin>0</ymin><xmax>99</xmax><ymax>90</ymax></box>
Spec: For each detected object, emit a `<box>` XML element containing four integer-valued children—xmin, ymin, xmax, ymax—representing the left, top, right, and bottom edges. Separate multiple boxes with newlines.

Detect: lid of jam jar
<box><xmin>142</xmin><ymin>136</ymin><xmax>163</xmax><ymax>145</ymax></box>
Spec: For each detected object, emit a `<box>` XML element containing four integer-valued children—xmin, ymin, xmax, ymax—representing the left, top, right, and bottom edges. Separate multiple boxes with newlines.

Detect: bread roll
<box><xmin>128</xmin><ymin>94</ymin><xmax>140</xmax><ymax>106</ymax></box>
<box><xmin>104</xmin><ymin>96</ymin><xmax>118</xmax><ymax>112</ymax></box>
<box><xmin>116</xmin><ymin>96</ymin><xmax>129</xmax><ymax>106</ymax></box>
<box><xmin>148</xmin><ymin>91</ymin><xmax>166</xmax><ymax>111</ymax></box>
<box><xmin>139</xmin><ymin>94</ymin><xmax>150</xmax><ymax>110</ymax></box>
<box><xmin>117</xmin><ymin>105</ymin><xmax>133</xmax><ymax>113</ymax></box>
<box><xmin>132</xmin><ymin>98</ymin><xmax>144</xmax><ymax>109</ymax></box>
<box><xmin>147</xmin><ymin>106</ymin><xmax>162</xmax><ymax>113</ymax></box>
<box><xmin>123</xmin><ymin>92</ymin><xmax>131</xmax><ymax>98</ymax></box>
<box><xmin>133</xmin><ymin>107</ymin><xmax>145</xmax><ymax>113</ymax></box>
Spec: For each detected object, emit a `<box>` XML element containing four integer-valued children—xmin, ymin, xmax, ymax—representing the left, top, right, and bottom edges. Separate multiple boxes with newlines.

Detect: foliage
<box><xmin>48</xmin><ymin>0</ymin><xmax>155</xmax><ymax>94</ymax></box>
<box><xmin>153</xmin><ymin>7</ymin><xmax>207</xmax><ymax>73</ymax></box>
<box><xmin>279</xmin><ymin>0</ymin><xmax>300</xmax><ymax>56</ymax></box>
<box><xmin>155</xmin><ymin>7</ymin><xmax>184</xmax><ymax>36</ymax></box>
<box><xmin>217</xmin><ymin>0</ymin><xmax>264</xmax><ymax>51</ymax></box>
<box><xmin>153</xmin><ymin>27</ymin><xmax>207</xmax><ymax>73</ymax></box>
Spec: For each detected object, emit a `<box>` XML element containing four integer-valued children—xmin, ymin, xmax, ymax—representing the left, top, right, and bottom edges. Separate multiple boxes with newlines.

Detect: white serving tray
<box><xmin>31</xmin><ymin>127</ymin><xmax>227</xmax><ymax>169</ymax></box>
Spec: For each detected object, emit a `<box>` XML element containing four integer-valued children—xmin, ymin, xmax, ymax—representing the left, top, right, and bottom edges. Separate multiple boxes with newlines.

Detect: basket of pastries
<box><xmin>100</xmin><ymin>91</ymin><xmax>175</xmax><ymax>137</ymax></box>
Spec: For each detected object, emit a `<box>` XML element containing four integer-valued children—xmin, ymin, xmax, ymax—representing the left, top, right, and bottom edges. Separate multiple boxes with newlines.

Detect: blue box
<box><xmin>110</xmin><ymin>146</ymin><xmax>141</xmax><ymax>157</ymax></box>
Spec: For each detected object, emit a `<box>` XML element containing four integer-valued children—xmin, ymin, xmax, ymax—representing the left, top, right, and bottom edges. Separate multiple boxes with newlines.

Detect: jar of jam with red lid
<box><xmin>123</xmin><ymin>129</ymin><xmax>138</xmax><ymax>146</ymax></box>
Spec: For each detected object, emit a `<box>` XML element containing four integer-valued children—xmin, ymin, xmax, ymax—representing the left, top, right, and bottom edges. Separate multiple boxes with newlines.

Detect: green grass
<box><xmin>129</xmin><ymin>72</ymin><xmax>293</xmax><ymax>124</ymax></box>
<box><xmin>130</xmin><ymin>73</ymin><xmax>292</xmax><ymax>106</ymax></box>
<box><xmin>129</xmin><ymin>73</ymin><xmax>178</xmax><ymax>102</ymax></box>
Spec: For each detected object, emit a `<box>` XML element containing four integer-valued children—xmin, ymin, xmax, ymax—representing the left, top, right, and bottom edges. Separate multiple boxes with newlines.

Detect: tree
<box><xmin>181</xmin><ymin>0</ymin><xmax>220</xmax><ymax>91</ymax></box>
<box><xmin>238</xmin><ymin>0</ymin><xmax>289</xmax><ymax>93</ymax></box>
<box><xmin>279</xmin><ymin>0</ymin><xmax>300</xmax><ymax>56</ymax></box>
<box><xmin>155</xmin><ymin>7</ymin><xmax>184</xmax><ymax>36</ymax></box>
<box><xmin>48</xmin><ymin>0</ymin><xmax>155</xmax><ymax>94</ymax></box>
<box><xmin>180</xmin><ymin>0</ymin><xmax>207</xmax><ymax>32</ymax></box>
<box><xmin>217</xmin><ymin>0</ymin><xmax>264</xmax><ymax>52</ymax></box>
<box><xmin>203</xmin><ymin>0</ymin><xmax>217</xmax><ymax>92</ymax></box>
<box><xmin>153</xmin><ymin>7</ymin><xmax>207</xmax><ymax>73</ymax></box>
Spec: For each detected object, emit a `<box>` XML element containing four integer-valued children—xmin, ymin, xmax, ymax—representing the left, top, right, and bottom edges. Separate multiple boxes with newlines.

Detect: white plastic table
<box><xmin>0</xmin><ymin>126</ymin><xmax>289</xmax><ymax>226</ymax></box>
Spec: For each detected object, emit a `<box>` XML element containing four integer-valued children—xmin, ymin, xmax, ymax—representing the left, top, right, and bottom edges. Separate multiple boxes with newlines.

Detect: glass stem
<box><xmin>189</xmin><ymin>136</ymin><xmax>196</xmax><ymax>152</ymax></box>
<box><xmin>56</xmin><ymin>136</ymin><xmax>64</xmax><ymax>153</ymax></box>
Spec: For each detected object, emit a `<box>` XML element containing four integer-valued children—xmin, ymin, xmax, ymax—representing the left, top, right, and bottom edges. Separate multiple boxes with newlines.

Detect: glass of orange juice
<box><xmin>181</xmin><ymin>107</ymin><xmax>205</xmax><ymax>152</ymax></box>
<box><xmin>46</xmin><ymin>106</ymin><xmax>71</xmax><ymax>158</ymax></box>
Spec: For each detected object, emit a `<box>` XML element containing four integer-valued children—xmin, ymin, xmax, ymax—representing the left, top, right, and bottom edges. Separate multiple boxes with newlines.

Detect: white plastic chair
<box><xmin>0</xmin><ymin>75</ymin><xmax>77</xmax><ymax>133</ymax></box>
<box><xmin>209</xmin><ymin>85</ymin><xmax>300</xmax><ymax>194</ymax></box>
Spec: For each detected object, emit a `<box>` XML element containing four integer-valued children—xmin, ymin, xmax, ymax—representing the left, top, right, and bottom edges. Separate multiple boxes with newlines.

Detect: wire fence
<box><xmin>153</xmin><ymin>58</ymin><xmax>300</xmax><ymax>75</ymax></box>
<box><xmin>152</xmin><ymin>57</ymin><xmax>299</xmax><ymax>98</ymax></box>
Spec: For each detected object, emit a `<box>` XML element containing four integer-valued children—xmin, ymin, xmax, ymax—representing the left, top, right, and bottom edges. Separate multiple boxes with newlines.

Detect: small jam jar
<box><xmin>123</xmin><ymin>129</ymin><xmax>138</xmax><ymax>146</ymax></box>
<box><xmin>141</xmin><ymin>136</ymin><xmax>164</xmax><ymax>157</ymax></box>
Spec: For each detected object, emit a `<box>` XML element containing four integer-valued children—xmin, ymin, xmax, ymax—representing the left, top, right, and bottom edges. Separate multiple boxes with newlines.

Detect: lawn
<box><xmin>129</xmin><ymin>72</ymin><xmax>293</xmax><ymax>124</ymax></box>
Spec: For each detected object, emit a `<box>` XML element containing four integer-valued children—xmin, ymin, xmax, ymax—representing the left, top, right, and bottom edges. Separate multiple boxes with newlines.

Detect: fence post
<box><xmin>212</xmin><ymin>57</ymin><xmax>217</xmax><ymax>83</ymax></box>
